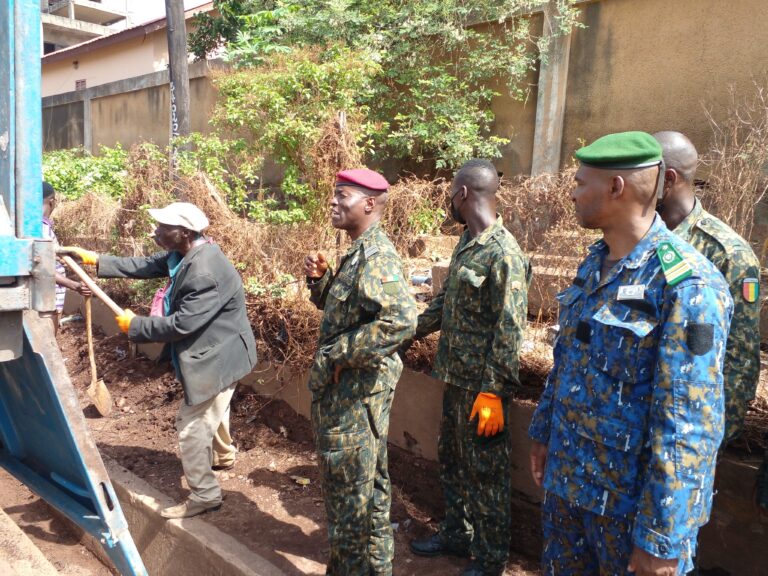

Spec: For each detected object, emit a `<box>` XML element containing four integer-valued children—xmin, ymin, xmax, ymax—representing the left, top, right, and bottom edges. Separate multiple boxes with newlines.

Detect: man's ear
<box><xmin>610</xmin><ymin>175</ymin><xmax>625</xmax><ymax>198</ymax></box>
<box><xmin>664</xmin><ymin>168</ymin><xmax>677</xmax><ymax>189</ymax></box>
<box><xmin>364</xmin><ymin>195</ymin><xmax>376</xmax><ymax>214</ymax></box>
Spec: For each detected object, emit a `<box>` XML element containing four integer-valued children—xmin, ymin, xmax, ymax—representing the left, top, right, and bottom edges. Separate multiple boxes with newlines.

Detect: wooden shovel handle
<box><xmin>84</xmin><ymin>296</ymin><xmax>98</xmax><ymax>383</ymax></box>
<box><xmin>61</xmin><ymin>255</ymin><xmax>125</xmax><ymax>316</ymax></box>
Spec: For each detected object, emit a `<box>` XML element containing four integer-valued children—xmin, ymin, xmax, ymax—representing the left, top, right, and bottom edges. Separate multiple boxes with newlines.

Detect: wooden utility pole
<box><xmin>165</xmin><ymin>0</ymin><xmax>191</xmax><ymax>161</ymax></box>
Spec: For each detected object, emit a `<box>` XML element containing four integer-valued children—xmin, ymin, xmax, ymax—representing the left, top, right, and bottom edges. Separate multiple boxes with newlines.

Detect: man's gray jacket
<box><xmin>98</xmin><ymin>243</ymin><xmax>257</xmax><ymax>405</ymax></box>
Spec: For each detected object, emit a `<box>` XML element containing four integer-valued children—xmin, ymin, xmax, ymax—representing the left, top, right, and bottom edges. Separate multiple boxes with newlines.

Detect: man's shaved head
<box><xmin>454</xmin><ymin>159</ymin><xmax>500</xmax><ymax>196</ymax></box>
<box><xmin>653</xmin><ymin>131</ymin><xmax>698</xmax><ymax>183</ymax></box>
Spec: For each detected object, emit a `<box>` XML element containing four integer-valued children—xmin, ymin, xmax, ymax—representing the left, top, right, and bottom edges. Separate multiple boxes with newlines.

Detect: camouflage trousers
<box><xmin>311</xmin><ymin>380</ymin><xmax>395</xmax><ymax>576</ymax></box>
<box><xmin>438</xmin><ymin>385</ymin><xmax>512</xmax><ymax>574</ymax></box>
<box><xmin>541</xmin><ymin>492</ymin><xmax>695</xmax><ymax>575</ymax></box>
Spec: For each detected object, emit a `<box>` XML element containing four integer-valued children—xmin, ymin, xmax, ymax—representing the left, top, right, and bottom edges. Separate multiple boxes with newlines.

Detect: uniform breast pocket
<box><xmin>329</xmin><ymin>274</ymin><xmax>354</xmax><ymax>304</ymax></box>
<box><xmin>456</xmin><ymin>265</ymin><xmax>488</xmax><ymax>313</ymax></box>
<box><xmin>590</xmin><ymin>303</ymin><xmax>658</xmax><ymax>383</ymax></box>
<box><xmin>556</xmin><ymin>285</ymin><xmax>584</xmax><ymax>329</ymax></box>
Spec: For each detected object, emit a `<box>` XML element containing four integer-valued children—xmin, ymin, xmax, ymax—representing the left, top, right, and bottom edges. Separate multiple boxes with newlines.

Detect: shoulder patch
<box><xmin>742</xmin><ymin>277</ymin><xmax>759</xmax><ymax>303</ymax></box>
<box><xmin>364</xmin><ymin>245</ymin><xmax>380</xmax><ymax>259</ymax></box>
<box><xmin>381</xmin><ymin>274</ymin><xmax>400</xmax><ymax>295</ymax></box>
<box><xmin>686</xmin><ymin>322</ymin><xmax>714</xmax><ymax>355</ymax></box>
<box><xmin>656</xmin><ymin>242</ymin><xmax>692</xmax><ymax>286</ymax></box>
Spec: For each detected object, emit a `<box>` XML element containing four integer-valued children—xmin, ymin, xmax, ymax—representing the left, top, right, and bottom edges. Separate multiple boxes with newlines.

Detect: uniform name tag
<box><xmin>617</xmin><ymin>284</ymin><xmax>645</xmax><ymax>301</ymax></box>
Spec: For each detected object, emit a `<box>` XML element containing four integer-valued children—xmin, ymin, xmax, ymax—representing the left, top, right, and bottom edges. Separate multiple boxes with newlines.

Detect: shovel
<box><xmin>84</xmin><ymin>295</ymin><xmax>112</xmax><ymax>416</ymax></box>
<box><xmin>60</xmin><ymin>254</ymin><xmax>125</xmax><ymax>417</ymax></box>
<box><xmin>60</xmin><ymin>255</ymin><xmax>126</xmax><ymax>316</ymax></box>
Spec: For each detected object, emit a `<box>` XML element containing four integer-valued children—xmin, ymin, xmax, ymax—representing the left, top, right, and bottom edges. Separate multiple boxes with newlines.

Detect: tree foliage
<box><xmin>187</xmin><ymin>0</ymin><xmax>582</xmax><ymax>221</ymax></box>
<box><xmin>42</xmin><ymin>145</ymin><xmax>128</xmax><ymax>200</ymax></box>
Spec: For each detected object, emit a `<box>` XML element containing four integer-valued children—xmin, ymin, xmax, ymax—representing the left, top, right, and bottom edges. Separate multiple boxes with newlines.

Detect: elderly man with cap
<box><xmin>408</xmin><ymin>159</ymin><xmax>531</xmax><ymax>576</ymax></box>
<box><xmin>304</xmin><ymin>168</ymin><xmax>417</xmax><ymax>575</ymax></box>
<box><xmin>69</xmin><ymin>202</ymin><xmax>257</xmax><ymax>519</ymax></box>
<box><xmin>528</xmin><ymin>132</ymin><xmax>733</xmax><ymax>576</ymax></box>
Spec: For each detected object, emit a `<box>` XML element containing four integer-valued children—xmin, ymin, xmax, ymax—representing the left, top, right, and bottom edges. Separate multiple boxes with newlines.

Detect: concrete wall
<box><xmin>486</xmin><ymin>14</ymin><xmax>543</xmax><ymax>177</ymax></box>
<box><xmin>90</xmin><ymin>76</ymin><xmax>217</xmax><ymax>150</ymax></box>
<box><xmin>559</xmin><ymin>0</ymin><xmax>768</xmax><ymax>165</ymax></box>
<box><xmin>42</xmin><ymin>100</ymin><xmax>84</xmax><ymax>150</ymax></box>
<box><xmin>42</xmin><ymin>61</ymin><xmax>220</xmax><ymax>152</ymax></box>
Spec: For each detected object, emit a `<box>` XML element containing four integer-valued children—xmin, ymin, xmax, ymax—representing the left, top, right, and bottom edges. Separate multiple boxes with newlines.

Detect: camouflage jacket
<box><xmin>307</xmin><ymin>223</ymin><xmax>417</xmax><ymax>399</ymax></box>
<box><xmin>673</xmin><ymin>198</ymin><xmax>762</xmax><ymax>444</ymax></box>
<box><xmin>415</xmin><ymin>216</ymin><xmax>530</xmax><ymax>396</ymax></box>
<box><xmin>529</xmin><ymin>215</ymin><xmax>733</xmax><ymax>560</ymax></box>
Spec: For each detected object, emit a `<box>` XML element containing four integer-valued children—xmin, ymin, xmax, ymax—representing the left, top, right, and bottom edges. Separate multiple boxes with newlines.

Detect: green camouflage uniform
<box><xmin>415</xmin><ymin>216</ymin><xmax>530</xmax><ymax>575</ymax></box>
<box><xmin>307</xmin><ymin>222</ymin><xmax>417</xmax><ymax>576</ymax></box>
<box><xmin>672</xmin><ymin>198</ymin><xmax>762</xmax><ymax>445</ymax></box>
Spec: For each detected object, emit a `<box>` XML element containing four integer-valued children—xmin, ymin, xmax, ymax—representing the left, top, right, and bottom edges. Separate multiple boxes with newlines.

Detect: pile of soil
<box><xmin>57</xmin><ymin>323</ymin><xmax>540</xmax><ymax>576</ymax></box>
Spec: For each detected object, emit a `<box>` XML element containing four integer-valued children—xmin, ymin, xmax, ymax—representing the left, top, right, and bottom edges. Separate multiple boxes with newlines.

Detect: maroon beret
<box><xmin>336</xmin><ymin>168</ymin><xmax>389</xmax><ymax>192</ymax></box>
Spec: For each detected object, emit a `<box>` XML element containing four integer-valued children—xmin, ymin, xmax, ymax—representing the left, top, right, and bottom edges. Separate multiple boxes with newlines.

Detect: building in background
<box><xmin>41</xmin><ymin>0</ymin><xmax>130</xmax><ymax>54</ymax></box>
<box><xmin>41</xmin><ymin>2</ymin><xmax>218</xmax><ymax>151</ymax></box>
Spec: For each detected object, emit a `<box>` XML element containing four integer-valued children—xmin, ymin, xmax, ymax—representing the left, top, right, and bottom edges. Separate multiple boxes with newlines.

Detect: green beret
<box><xmin>576</xmin><ymin>131</ymin><xmax>663</xmax><ymax>169</ymax></box>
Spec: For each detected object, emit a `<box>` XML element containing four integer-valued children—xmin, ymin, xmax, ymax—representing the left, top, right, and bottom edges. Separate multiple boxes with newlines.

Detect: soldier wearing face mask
<box><xmin>407</xmin><ymin>159</ymin><xmax>531</xmax><ymax>576</ymax></box>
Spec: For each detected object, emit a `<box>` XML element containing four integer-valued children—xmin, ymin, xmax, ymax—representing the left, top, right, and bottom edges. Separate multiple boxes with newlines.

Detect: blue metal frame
<box><xmin>0</xmin><ymin>0</ymin><xmax>39</xmax><ymax>279</ymax></box>
<box><xmin>0</xmin><ymin>0</ymin><xmax>15</xmax><ymax>229</ymax></box>
<box><xmin>15</xmin><ymin>0</ymin><xmax>42</xmax><ymax>239</ymax></box>
<box><xmin>0</xmin><ymin>3</ymin><xmax>148</xmax><ymax>574</ymax></box>
<box><xmin>0</xmin><ymin>315</ymin><xmax>148</xmax><ymax>575</ymax></box>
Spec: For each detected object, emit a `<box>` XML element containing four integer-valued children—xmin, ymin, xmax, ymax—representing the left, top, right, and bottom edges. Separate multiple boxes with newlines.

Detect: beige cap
<box><xmin>148</xmin><ymin>202</ymin><xmax>209</xmax><ymax>232</ymax></box>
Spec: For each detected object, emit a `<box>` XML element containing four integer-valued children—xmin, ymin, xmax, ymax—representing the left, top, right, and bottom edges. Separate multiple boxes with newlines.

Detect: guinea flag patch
<box><xmin>742</xmin><ymin>277</ymin><xmax>759</xmax><ymax>303</ymax></box>
<box><xmin>381</xmin><ymin>275</ymin><xmax>400</xmax><ymax>295</ymax></box>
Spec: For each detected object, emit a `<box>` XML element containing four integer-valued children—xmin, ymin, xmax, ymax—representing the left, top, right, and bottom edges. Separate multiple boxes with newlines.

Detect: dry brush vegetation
<box><xmin>52</xmin><ymin>82</ymin><xmax>768</xmax><ymax>448</ymax></box>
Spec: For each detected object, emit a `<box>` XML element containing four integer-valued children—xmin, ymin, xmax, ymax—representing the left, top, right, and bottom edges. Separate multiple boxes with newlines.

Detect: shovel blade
<box><xmin>87</xmin><ymin>379</ymin><xmax>112</xmax><ymax>417</ymax></box>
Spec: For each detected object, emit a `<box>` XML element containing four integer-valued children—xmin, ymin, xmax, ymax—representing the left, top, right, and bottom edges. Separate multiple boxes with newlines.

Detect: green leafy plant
<box><xmin>186</xmin><ymin>1</ymin><xmax>583</xmax><ymax>222</ymax></box>
<box><xmin>244</xmin><ymin>272</ymin><xmax>297</xmax><ymax>298</ymax></box>
<box><xmin>43</xmin><ymin>145</ymin><xmax>128</xmax><ymax>200</ymax></box>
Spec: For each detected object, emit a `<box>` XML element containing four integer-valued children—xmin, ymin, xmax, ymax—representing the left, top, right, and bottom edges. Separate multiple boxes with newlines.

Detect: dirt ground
<box><xmin>56</xmin><ymin>323</ymin><xmax>541</xmax><ymax>576</ymax></box>
<box><xmin>0</xmin><ymin>469</ymin><xmax>113</xmax><ymax>575</ymax></box>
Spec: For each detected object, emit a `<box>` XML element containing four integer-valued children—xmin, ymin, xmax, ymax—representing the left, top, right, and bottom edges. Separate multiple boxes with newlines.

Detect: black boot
<box><xmin>409</xmin><ymin>533</ymin><xmax>470</xmax><ymax>558</ymax></box>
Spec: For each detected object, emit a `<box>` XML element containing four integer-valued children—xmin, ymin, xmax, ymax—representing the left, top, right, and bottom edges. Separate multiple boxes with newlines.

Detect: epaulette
<box><xmin>695</xmin><ymin>215</ymin><xmax>742</xmax><ymax>255</ymax></box>
<box><xmin>656</xmin><ymin>242</ymin><xmax>692</xmax><ymax>286</ymax></box>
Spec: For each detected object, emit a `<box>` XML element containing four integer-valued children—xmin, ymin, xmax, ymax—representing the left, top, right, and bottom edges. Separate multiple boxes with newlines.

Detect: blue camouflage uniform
<box><xmin>529</xmin><ymin>215</ymin><xmax>733</xmax><ymax>575</ymax></box>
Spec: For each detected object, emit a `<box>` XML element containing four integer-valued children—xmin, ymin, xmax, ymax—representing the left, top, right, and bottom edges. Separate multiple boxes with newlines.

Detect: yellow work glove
<box><xmin>61</xmin><ymin>246</ymin><xmax>99</xmax><ymax>266</ymax></box>
<box><xmin>116</xmin><ymin>309</ymin><xmax>136</xmax><ymax>334</ymax></box>
<box><xmin>469</xmin><ymin>392</ymin><xmax>504</xmax><ymax>437</ymax></box>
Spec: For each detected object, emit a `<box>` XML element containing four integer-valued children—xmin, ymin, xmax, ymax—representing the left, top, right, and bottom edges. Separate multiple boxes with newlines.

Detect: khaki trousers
<box><xmin>176</xmin><ymin>384</ymin><xmax>237</xmax><ymax>504</ymax></box>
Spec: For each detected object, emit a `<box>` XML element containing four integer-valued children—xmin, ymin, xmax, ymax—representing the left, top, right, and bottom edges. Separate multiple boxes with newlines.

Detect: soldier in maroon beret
<box><xmin>304</xmin><ymin>167</ymin><xmax>417</xmax><ymax>575</ymax></box>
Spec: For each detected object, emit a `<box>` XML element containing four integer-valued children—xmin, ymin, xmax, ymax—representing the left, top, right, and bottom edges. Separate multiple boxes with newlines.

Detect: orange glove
<box><xmin>116</xmin><ymin>309</ymin><xmax>136</xmax><ymax>334</ymax></box>
<box><xmin>470</xmin><ymin>392</ymin><xmax>504</xmax><ymax>437</ymax></box>
<box><xmin>60</xmin><ymin>246</ymin><xmax>99</xmax><ymax>266</ymax></box>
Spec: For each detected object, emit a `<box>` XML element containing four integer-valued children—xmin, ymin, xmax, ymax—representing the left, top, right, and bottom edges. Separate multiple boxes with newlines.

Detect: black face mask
<box><xmin>449</xmin><ymin>187</ymin><xmax>466</xmax><ymax>225</ymax></box>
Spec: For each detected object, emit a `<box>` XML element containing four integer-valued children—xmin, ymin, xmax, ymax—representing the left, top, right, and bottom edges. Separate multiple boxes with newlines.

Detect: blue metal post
<box><xmin>15</xmin><ymin>0</ymin><xmax>42</xmax><ymax>239</ymax></box>
<box><xmin>0</xmin><ymin>0</ymin><xmax>16</xmax><ymax>230</ymax></box>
